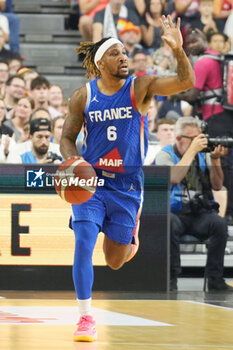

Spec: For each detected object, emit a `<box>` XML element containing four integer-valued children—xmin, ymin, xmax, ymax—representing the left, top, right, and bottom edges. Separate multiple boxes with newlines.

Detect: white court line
<box><xmin>186</xmin><ymin>300</ymin><xmax>233</xmax><ymax>311</ymax></box>
<box><xmin>0</xmin><ymin>306</ymin><xmax>172</xmax><ymax>326</ymax></box>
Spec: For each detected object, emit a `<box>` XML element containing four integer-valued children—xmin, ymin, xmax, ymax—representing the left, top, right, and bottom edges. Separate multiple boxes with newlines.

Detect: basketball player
<box><xmin>60</xmin><ymin>15</ymin><xmax>194</xmax><ymax>342</ymax></box>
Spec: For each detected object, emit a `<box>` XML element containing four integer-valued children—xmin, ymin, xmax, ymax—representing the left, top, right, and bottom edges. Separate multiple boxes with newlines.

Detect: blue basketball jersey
<box><xmin>82</xmin><ymin>76</ymin><xmax>148</xmax><ymax>176</ymax></box>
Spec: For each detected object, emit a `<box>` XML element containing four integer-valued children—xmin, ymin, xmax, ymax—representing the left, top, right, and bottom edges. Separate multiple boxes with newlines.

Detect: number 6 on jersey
<box><xmin>107</xmin><ymin>126</ymin><xmax>117</xmax><ymax>141</ymax></box>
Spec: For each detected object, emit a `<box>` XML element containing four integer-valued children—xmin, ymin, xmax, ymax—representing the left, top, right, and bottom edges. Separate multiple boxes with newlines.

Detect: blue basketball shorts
<box><xmin>71</xmin><ymin>169</ymin><xmax>144</xmax><ymax>245</ymax></box>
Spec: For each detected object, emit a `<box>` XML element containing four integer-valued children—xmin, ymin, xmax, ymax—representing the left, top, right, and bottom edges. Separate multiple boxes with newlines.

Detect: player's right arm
<box><xmin>0</xmin><ymin>1</ymin><xmax>6</xmax><ymax>11</ymax></box>
<box><xmin>60</xmin><ymin>86</ymin><xmax>86</xmax><ymax>160</ymax></box>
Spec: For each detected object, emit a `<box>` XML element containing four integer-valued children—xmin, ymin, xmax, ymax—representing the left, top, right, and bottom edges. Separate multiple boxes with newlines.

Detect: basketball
<box><xmin>55</xmin><ymin>158</ymin><xmax>97</xmax><ymax>204</ymax></box>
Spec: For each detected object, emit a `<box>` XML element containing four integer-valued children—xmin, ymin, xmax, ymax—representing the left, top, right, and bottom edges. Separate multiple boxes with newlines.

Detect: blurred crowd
<box><xmin>0</xmin><ymin>0</ymin><xmax>233</xmax><ymax>219</ymax></box>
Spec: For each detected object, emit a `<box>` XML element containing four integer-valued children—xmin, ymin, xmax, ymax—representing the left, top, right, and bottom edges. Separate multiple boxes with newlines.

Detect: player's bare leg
<box><xmin>103</xmin><ymin>236</ymin><xmax>132</xmax><ymax>269</ymax></box>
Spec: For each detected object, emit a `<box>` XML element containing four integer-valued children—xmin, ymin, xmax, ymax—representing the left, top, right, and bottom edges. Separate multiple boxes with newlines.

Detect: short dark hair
<box><xmin>6</xmin><ymin>75</ymin><xmax>25</xmax><ymax>86</ymax></box>
<box><xmin>30</xmin><ymin>76</ymin><xmax>50</xmax><ymax>90</ymax></box>
<box><xmin>156</xmin><ymin>118</ymin><xmax>176</xmax><ymax>130</ymax></box>
<box><xmin>186</xmin><ymin>28</ymin><xmax>207</xmax><ymax>41</ymax></box>
<box><xmin>206</xmin><ymin>31</ymin><xmax>225</xmax><ymax>43</ymax></box>
<box><xmin>132</xmin><ymin>49</ymin><xmax>147</xmax><ymax>59</ymax></box>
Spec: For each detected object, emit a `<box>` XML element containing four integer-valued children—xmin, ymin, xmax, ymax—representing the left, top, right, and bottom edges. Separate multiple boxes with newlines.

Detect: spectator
<box><xmin>125</xmin><ymin>0</ymin><xmax>146</xmax><ymax>16</ymax></box>
<box><xmin>147</xmin><ymin>97</ymin><xmax>158</xmax><ymax>139</ymax></box>
<box><xmin>3</xmin><ymin>96</ymin><xmax>34</xmax><ymax>142</ymax></box>
<box><xmin>157</xmin><ymin>94</ymin><xmax>193</xmax><ymax>119</ymax></box>
<box><xmin>78</xmin><ymin>0</ymin><xmax>109</xmax><ymax>41</ymax></box>
<box><xmin>4</xmin><ymin>75</ymin><xmax>25</xmax><ymax>112</ymax></box>
<box><xmin>18</xmin><ymin>120</ymin><xmax>30</xmax><ymax>144</ymax></box>
<box><xmin>144</xmin><ymin>98</ymin><xmax>159</xmax><ymax>165</ymax></box>
<box><xmin>224</xmin><ymin>11</ymin><xmax>233</xmax><ymax>51</ymax></box>
<box><xmin>8</xmin><ymin>57</ymin><xmax>22</xmax><ymax>75</ymax></box>
<box><xmin>118</xmin><ymin>21</ymin><xmax>142</xmax><ymax>70</ymax></box>
<box><xmin>181</xmin><ymin>28</ymin><xmax>232</xmax><ymax>136</ymax></box>
<box><xmin>60</xmin><ymin>98</ymin><xmax>69</xmax><ymax>116</ymax></box>
<box><xmin>132</xmin><ymin>50</ymin><xmax>166</xmax><ymax>107</ymax></box>
<box><xmin>124</xmin><ymin>0</ymin><xmax>147</xmax><ymax>30</ymax></box>
<box><xmin>180</xmin><ymin>28</ymin><xmax>233</xmax><ymax>221</ymax></box>
<box><xmin>191</xmin><ymin>0</ymin><xmax>223</xmax><ymax>33</ymax></box>
<box><xmin>48</xmin><ymin>84</ymin><xmax>65</xmax><ymax>119</ymax></box>
<box><xmin>0</xmin><ymin>96</ymin><xmax>21</xmax><ymax>163</ymax></box>
<box><xmin>130</xmin><ymin>0</ymin><xmax>147</xmax><ymax>13</ymax></box>
<box><xmin>132</xmin><ymin>50</ymin><xmax>150</xmax><ymax>76</ymax></box>
<box><xmin>2</xmin><ymin>0</ymin><xmax>20</xmax><ymax>53</ymax></box>
<box><xmin>20</xmin><ymin>118</ymin><xmax>62</xmax><ymax>164</ymax></box>
<box><xmin>92</xmin><ymin>0</ymin><xmax>140</xmax><ymax>42</ymax></box>
<box><xmin>16</xmin><ymin>108</ymin><xmax>63</xmax><ymax>158</ymax></box>
<box><xmin>29</xmin><ymin>76</ymin><xmax>50</xmax><ymax>111</ymax></box>
<box><xmin>29</xmin><ymin>107</ymin><xmax>52</xmax><ymax>122</ymax></box>
<box><xmin>174</xmin><ymin>0</ymin><xmax>200</xmax><ymax>29</ymax></box>
<box><xmin>132</xmin><ymin>49</ymin><xmax>158</xmax><ymax>76</ymax></box>
<box><xmin>206</xmin><ymin>31</ymin><xmax>226</xmax><ymax>53</ymax></box>
<box><xmin>0</xmin><ymin>132</ymin><xmax>21</xmax><ymax>163</ymax></box>
<box><xmin>145</xmin><ymin>117</ymin><xmax>175</xmax><ymax>164</ymax></box>
<box><xmin>0</xmin><ymin>11</ymin><xmax>9</xmax><ymax>43</ymax></box>
<box><xmin>154</xmin><ymin>117</ymin><xmax>175</xmax><ymax>146</ymax></box>
<box><xmin>51</xmin><ymin>115</ymin><xmax>66</xmax><ymax>145</ymax></box>
<box><xmin>140</xmin><ymin>0</ymin><xmax>165</xmax><ymax>53</ymax></box>
<box><xmin>221</xmin><ymin>33</ymin><xmax>231</xmax><ymax>53</ymax></box>
<box><xmin>152</xmin><ymin>41</ymin><xmax>177</xmax><ymax>75</ymax></box>
<box><xmin>213</xmin><ymin>0</ymin><xmax>232</xmax><ymax>31</ymax></box>
<box><xmin>156</xmin><ymin>116</ymin><xmax>233</xmax><ymax>292</ymax></box>
<box><xmin>0</xmin><ymin>97</ymin><xmax>12</xmax><ymax>136</ymax></box>
<box><xmin>0</xmin><ymin>60</ymin><xmax>9</xmax><ymax>96</ymax></box>
<box><xmin>17</xmin><ymin>67</ymin><xmax>39</xmax><ymax>93</ymax></box>
<box><xmin>0</xmin><ymin>27</ymin><xmax>21</xmax><ymax>62</ymax></box>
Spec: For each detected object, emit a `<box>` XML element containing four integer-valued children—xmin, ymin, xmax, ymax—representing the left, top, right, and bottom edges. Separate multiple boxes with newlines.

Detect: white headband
<box><xmin>94</xmin><ymin>38</ymin><xmax>124</xmax><ymax>69</ymax></box>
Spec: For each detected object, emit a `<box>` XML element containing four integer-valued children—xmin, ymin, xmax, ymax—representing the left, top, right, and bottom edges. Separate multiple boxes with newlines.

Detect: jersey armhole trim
<box><xmin>130</xmin><ymin>78</ymin><xmax>138</xmax><ymax>112</ymax></box>
<box><xmin>85</xmin><ymin>82</ymin><xmax>91</xmax><ymax>115</ymax></box>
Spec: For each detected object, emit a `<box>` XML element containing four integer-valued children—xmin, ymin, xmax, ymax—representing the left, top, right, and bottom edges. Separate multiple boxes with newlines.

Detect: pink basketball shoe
<box><xmin>73</xmin><ymin>315</ymin><xmax>97</xmax><ymax>342</ymax></box>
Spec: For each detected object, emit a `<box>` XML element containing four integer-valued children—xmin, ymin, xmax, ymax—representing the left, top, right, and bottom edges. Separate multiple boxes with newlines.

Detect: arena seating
<box><xmin>16</xmin><ymin>0</ymin><xmax>86</xmax><ymax>98</ymax></box>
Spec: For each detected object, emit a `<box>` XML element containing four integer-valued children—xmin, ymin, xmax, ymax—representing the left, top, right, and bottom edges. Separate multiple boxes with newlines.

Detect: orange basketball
<box><xmin>55</xmin><ymin>158</ymin><xmax>97</xmax><ymax>204</ymax></box>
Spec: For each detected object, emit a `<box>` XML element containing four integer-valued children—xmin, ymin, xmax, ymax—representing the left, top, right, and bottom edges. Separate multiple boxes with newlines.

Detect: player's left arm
<box><xmin>60</xmin><ymin>87</ymin><xmax>86</xmax><ymax>160</ymax></box>
<box><xmin>134</xmin><ymin>15</ymin><xmax>195</xmax><ymax>115</ymax></box>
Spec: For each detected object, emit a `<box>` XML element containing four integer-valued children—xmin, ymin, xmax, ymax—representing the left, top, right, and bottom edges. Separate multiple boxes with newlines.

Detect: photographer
<box><xmin>20</xmin><ymin>118</ymin><xmax>62</xmax><ymax>164</ymax></box>
<box><xmin>156</xmin><ymin>117</ymin><xmax>233</xmax><ymax>292</ymax></box>
<box><xmin>178</xmin><ymin>28</ymin><xmax>233</xmax><ymax>223</ymax></box>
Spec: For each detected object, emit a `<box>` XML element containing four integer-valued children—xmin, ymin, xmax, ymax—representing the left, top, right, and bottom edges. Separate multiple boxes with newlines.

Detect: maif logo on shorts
<box><xmin>26</xmin><ymin>168</ymin><xmax>45</xmax><ymax>188</ymax></box>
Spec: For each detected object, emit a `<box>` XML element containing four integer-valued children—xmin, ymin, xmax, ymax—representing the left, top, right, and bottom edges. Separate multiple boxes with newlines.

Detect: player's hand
<box><xmin>189</xmin><ymin>133</ymin><xmax>208</xmax><ymax>154</ymax></box>
<box><xmin>211</xmin><ymin>145</ymin><xmax>228</xmax><ymax>159</ymax></box>
<box><xmin>160</xmin><ymin>15</ymin><xmax>183</xmax><ymax>50</ymax></box>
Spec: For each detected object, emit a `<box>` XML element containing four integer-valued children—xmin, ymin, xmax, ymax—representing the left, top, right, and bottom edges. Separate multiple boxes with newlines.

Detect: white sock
<box><xmin>78</xmin><ymin>298</ymin><xmax>92</xmax><ymax>317</ymax></box>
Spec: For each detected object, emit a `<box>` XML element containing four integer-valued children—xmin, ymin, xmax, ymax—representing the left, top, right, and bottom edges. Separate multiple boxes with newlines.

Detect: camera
<box><xmin>188</xmin><ymin>194</ymin><xmax>219</xmax><ymax>214</ymax></box>
<box><xmin>206</xmin><ymin>136</ymin><xmax>233</xmax><ymax>151</ymax></box>
<box><xmin>47</xmin><ymin>152</ymin><xmax>63</xmax><ymax>163</ymax></box>
<box><xmin>200</xmin><ymin>121</ymin><xmax>233</xmax><ymax>151</ymax></box>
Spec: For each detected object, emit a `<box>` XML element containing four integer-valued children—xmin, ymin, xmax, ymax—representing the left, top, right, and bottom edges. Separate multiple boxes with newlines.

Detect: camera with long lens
<box><xmin>200</xmin><ymin>121</ymin><xmax>233</xmax><ymax>151</ymax></box>
<box><xmin>188</xmin><ymin>193</ymin><xmax>219</xmax><ymax>214</ymax></box>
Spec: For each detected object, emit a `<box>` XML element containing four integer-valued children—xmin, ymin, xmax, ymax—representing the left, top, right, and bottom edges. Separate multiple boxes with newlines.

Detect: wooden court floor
<box><xmin>1</xmin><ymin>291</ymin><xmax>233</xmax><ymax>350</ymax></box>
